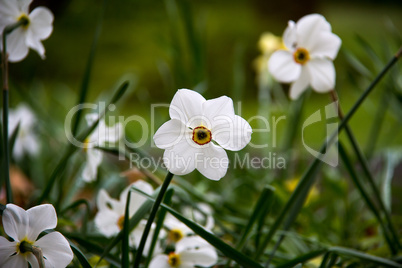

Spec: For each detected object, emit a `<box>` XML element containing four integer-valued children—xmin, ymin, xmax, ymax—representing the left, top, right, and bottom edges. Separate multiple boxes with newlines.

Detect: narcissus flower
<box><xmin>82</xmin><ymin>114</ymin><xmax>123</xmax><ymax>182</ymax></box>
<box><xmin>95</xmin><ymin>181</ymin><xmax>163</xmax><ymax>256</ymax></box>
<box><xmin>0</xmin><ymin>0</ymin><xmax>54</xmax><ymax>62</ymax></box>
<box><xmin>268</xmin><ymin>14</ymin><xmax>341</xmax><ymax>99</ymax></box>
<box><xmin>0</xmin><ymin>204</ymin><xmax>73</xmax><ymax>267</ymax></box>
<box><xmin>9</xmin><ymin>104</ymin><xmax>40</xmax><ymax>160</ymax></box>
<box><xmin>149</xmin><ymin>236</ymin><xmax>218</xmax><ymax>268</ymax></box>
<box><xmin>154</xmin><ymin>89</ymin><xmax>252</xmax><ymax>181</ymax></box>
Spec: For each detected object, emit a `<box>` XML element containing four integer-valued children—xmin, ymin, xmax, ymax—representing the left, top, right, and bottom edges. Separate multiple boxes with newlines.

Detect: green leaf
<box><xmin>69</xmin><ymin>242</ymin><xmax>92</xmax><ymax>268</ymax></box>
<box><xmin>60</xmin><ymin>199</ymin><xmax>91</xmax><ymax>236</ymax></box>
<box><xmin>329</xmin><ymin>247</ymin><xmax>402</xmax><ymax>267</ymax></box>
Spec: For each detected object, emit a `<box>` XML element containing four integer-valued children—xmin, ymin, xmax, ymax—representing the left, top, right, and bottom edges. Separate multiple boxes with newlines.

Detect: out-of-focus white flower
<box><xmin>164</xmin><ymin>214</ymin><xmax>194</xmax><ymax>243</ymax></box>
<box><xmin>183</xmin><ymin>203</ymin><xmax>215</xmax><ymax>231</ymax></box>
<box><xmin>0</xmin><ymin>0</ymin><xmax>54</xmax><ymax>62</ymax></box>
<box><xmin>0</xmin><ymin>204</ymin><xmax>73</xmax><ymax>267</ymax></box>
<box><xmin>268</xmin><ymin>14</ymin><xmax>341</xmax><ymax>99</ymax></box>
<box><xmin>94</xmin><ymin>181</ymin><xmax>163</xmax><ymax>256</ymax></box>
<box><xmin>82</xmin><ymin>114</ymin><xmax>123</xmax><ymax>182</ymax></box>
<box><xmin>9</xmin><ymin>104</ymin><xmax>39</xmax><ymax>160</ymax></box>
<box><xmin>149</xmin><ymin>236</ymin><xmax>218</xmax><ymax>268</ymax></box>
<box><xmin>153</xmin><ymin>89</ymin><xmax>252</xmax><ymax>181</ymax></box>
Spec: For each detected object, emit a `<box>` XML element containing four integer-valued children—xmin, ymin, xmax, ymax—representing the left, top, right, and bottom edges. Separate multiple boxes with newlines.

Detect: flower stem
<box><xmin>1</xmin><ymin>20</ymin><xmax>25</xmax><ymax>204</ymax></box>
<box><xmin>330</xmin><ymin>89</ymin><xmax>400</xmax><ymax>254</ymax></box>
<box><xmin>133</xmin><ymin>171</ymin><xmax>174</xmax><ymax>267</ymax></box>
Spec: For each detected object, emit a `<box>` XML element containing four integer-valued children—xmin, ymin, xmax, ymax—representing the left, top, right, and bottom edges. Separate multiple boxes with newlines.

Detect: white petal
<box><xmin>163</xmin><ymin>137</ymin><xmax>197</xmax><ymax>176</ymax></box>
<box><xmin>283</xmin><ymin>20</ymin><xmax>297</xmax><ymax>50</ymax></box>
<box><xmin>26</xmin><ymin>254</ymin><xmax>39</xmax><ymax>268</ymax></box>
<box><xmin>195</xmin><ymin>143</ymin><xmax>228</xmax><ymax>181</ymax></box>
<box><xmin>268</xmin><ymin>50</ymin><xmax>301</xmax><ymax>83</ymax></box>
<box><xmin>28</xmin><ymin>7</ymin><xmax>54</xmax><ymax>40</ymax></box>
<box><xmin>3</xmin><ymin>204</ymin><xmax>28</xmax><ymax>241</ymax></box>
<box><xmin>126</xmin><ymin>181</ymin><xmax>154</xmax><ymax>215</ymax></box>
<box><xmin>306</xmin><ymin>59</ymin><xmax>335</xmax><ymax>93</ymax></box>
<box><xmin>98</xmin><ymin>121</ymin><xmax>123</xmax><ymax>145</ymax></box>
<box><xmin>169</xmin><ymin>89</ymin><xmax>205</xmax><ymax>125</ymax></box>
<box><xmin>212</xmin><ymin>115</ymin><xmax>252</xmax><ymax>151</ymax></box>
<box><xmin>154</xmin><ymin>119</ymin><xmax>188</xmax><ymax>149</ymax></box>
<box><xmin>94</xmin><ymin>209</ymin><xmax>120</xmax><ymax>237</ymax></box>
<box><xmin>296</xmin><ymin>14</ymin><xmax>332</xmax><ymax>50</ymax></box>
<box><xmin>25</xmin><ymin>29</ymin><xmax>45</xmax><ymax>58</ymax></box>
<box><xmin>149</xmin><ymin>255</ymin><xmax>170</xmax><ymax>268</ymax></box>
<box><xmin>0</xmin><ymin>237</ymin><xmax>17</xmax><ymax>265</ymax></box>
<box><xmin>82</xmin><ymin>149</ymin><xmax>102</xmax><ymax>182</ymax></box>
<box><xmin>26</xmin><ymin>204</ymin><xmax>57</xmax><ymax>241</ymax></box>
<box><xmin>289</xmin><ymin>67</ymin><xmax>310</xmax><ymax>100</ymax></box>
<box><xmin>202</xmin><ymin>96</ymin><xmax>235</xmax><ymax>125</ymax></box>
<box><xmin>0</xmin><ymin>1</ymin><xmax>20</xmax><ymax>19</ymax></box>
<box><xmin>96</xmin><ymin>189</ymin><xmax>124</xmax><ymax>214</ymax></box>
<box><xmin>309</xmin><ymin>31</ymin><xmax>341</xmax><ymax>60</ymax></box>
<box><xmin>17</xmin><ymin>0</ymin><xmax>32</xmax><ymax>14</ymax></box>
<box><xmin>180</xmin><ymin>247</ymin><xmax>218</xmax><ymax>267</ymax></box>
<box><xmin>1</xmin><ymin>255</ymin><xmax>28</xmax><ymax>267</ymax></box>
<box><xmin>6</xmin><ymin>27</ymin><xmax>29</xmax><ymax>62</ymax></box>
<box><xmin>35</xmin><ymin>232</ymin><xmax>74</xmax><ymax>267</ymax></box>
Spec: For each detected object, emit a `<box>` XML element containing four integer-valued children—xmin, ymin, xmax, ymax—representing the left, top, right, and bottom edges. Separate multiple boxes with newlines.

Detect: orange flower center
<box><xmin>293</xmin><ymin>47</ymin><xmax>310</xmax><ymax>65</ymax></box>
<box><xmin>192</xmin><ymin>126</ymin><xmax>212</xmax><ymax>145</ymax></box>
<box><xmin>168</xmin><ymin>252</ymin><xmax>181</xmax><ymax>267</ymax></box>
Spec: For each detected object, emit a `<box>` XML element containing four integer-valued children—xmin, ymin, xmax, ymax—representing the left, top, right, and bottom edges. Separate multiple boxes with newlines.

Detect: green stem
<box><xmin>255</xmin><ymin>46</ymin><xmax>402</xmax><ymax>261</ymax></box>
<box><xmin>2</xmin><ymin>20</ymin><xmax>25</xmax><ymax>204</ymax></box>
<box><xmin>133</xmin><ymin>171</ymin><xmax>174</xmax><ymax>267</ymax></box>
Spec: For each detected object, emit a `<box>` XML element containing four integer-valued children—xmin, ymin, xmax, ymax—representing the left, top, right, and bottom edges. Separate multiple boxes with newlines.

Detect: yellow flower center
<box><xmin>83</xmin><ymin>138</ymin><xmax>90</xmax><ymax>152</ymax></box>
<box><xmin>117</xmin><ymin>215</ymin><xmax>125</xmax><ymax>230</ymax></box>
<box><xmin>17</xmin><ymin>13</ymin><xmax>30</xmax><ymax>29</ymax></box>
<box><xmin>293</xmin><ymin>47</ymin><xmax>310</xmax><ymax>65</ymax></box>
<box><xmin>168</xmin><ymin>228</ymin><xmax>184</xmax><ymax>242</ymax></box>
<box><xmin>17</xmin><ymin>239</ymin><xmax>34</xmax><ymax>257</ymax></box>
<box><xmin>168</xmin><ymin>252</ymin><xmax>181</xmax><ymax>267</ymax></box>
<box><xmin>192</xmin><ymin>126</ymin><xmax>212</xmax><ymax>145</ymax></box>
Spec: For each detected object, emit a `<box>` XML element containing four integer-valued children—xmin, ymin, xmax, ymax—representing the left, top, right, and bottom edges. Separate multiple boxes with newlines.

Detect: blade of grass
<box><xmin>255</xmin><ymin>46</ymin><xmax>402</xmax><ymax>261</ymax></box>
<box><xmin>331</xmin><ymin>90</ymin><xmax>400</xmax><ymax>253</ymax></box>
<box><xmin>338</xmin><ymin>142</ymin><xmax>397</xmax><ymax>253</ymax></box>
<box><xmin>60</xmin><ymin>199</ymin><xmax>91</xmax><ymax>236</ymax></box>
<box><xmin>131</xmin><ymin>188</ymin><xmax>264</xmax><ymax>268</ymax></box>
<box><xmin>328</xmin><ymin>247</ymin><xmax>402</xmax><ymax>267</ymax></box>
<box><xmin>133</xmin><ymin>172</ymin><xmax>174</xmax><ymax>267</ymax></box>
<box><xmin>96</xmin><ymin>190</ymin><xmax>154</xmax><ymax>267</ymax></box>
<box><xmin>275</xmin><ymin>249</ymin><xmax>327</xmax><ymax>268</ymax></box>
<box><xmin>71</xmin><ymin>0</ymin><xmax>106</xmax><ymax>136</ymax></box>
<box><xmin>69</xmin><ymin>242</ymin><xmax>92</xmax><ymax>268</ymax></box>
<box><xmin>36</xmin><ymin>81</ymin><xmax>129</xmax><ymax>204</ymax></box>
<box><xmin>237</xmin><ymin>185</ymin><xmax>275</xmax><ymax>251</ymax></box>
<box><xmin>145</xmin><ymin>188</ymin><xmax>174</xmax><ymax>267</ymax></box>
<box><xmin>122</xmin><ymin>190</ymin><xmax>131</xmax><ymax>267</ymax></box>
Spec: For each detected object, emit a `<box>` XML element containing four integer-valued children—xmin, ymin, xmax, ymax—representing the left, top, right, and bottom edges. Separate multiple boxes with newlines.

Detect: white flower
<box><xmin>153</xmin><ymin>89</ymin><xmax>252</xmax><ymax>181</ymax></box>
<box><xmin>9</xmin><ymin>104</ymin><xmax>39</xmax><ymax>160</ymax></box>
<box><xmin>183</xmin><ymin>203</ymin><xmax>215</xmax><ymax>231</ymax></box>
<box><xmin>0</xmin><ymin>204</ymin><xmax>73</xmax><ymax>267</ymax></box>
<box><xmin>0</xmin><ymin>0</ymin><xmax>54</xmax><ymax>62</ymax></box>
<box><xmin>164</xmin><ymin>214</ymin><xmax>194</xmax><ymax>243</ymax></box>
<box><xmin>94</xmin><ymin>181</ymin><xmax>163</xmax><ymax>256</ymax></box>
<box><xmin>268</xmin><ymin>14</ymin><xmax>341</xmax><ymax>99</ymax></box>
<box><xmin>149</xmin><ymin>236</ymin><xmax>218</xmax><ymax>268</ymax></box>
<box><xmin>82</xmin><ymin>114</ymin><xmax>123</xmax><ymax>182</ymax></box>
